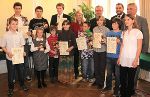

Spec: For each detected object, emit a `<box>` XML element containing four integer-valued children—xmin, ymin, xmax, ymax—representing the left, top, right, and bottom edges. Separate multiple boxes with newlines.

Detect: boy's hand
<box><xmin>116</xmin><ymin>38</ymin><xmax>120</xmax><ymax>44</ymax></box>
<box><xmin>7</xmin><ymin>52</ymin><xmax>13</xmax><ymax>58</ymax></box>
<box><xmin>26</xmin><ymin>32</ymin><xmax>31</xmax><ymax>36</ymax></box>
<box><xmin>132</xmin><ymin>59</ymin><xmax>138</xmax><ymax>68</ymax></box>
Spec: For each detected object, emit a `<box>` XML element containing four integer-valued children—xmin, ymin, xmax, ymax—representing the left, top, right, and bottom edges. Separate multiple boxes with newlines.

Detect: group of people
<box><xmin>0</xmin><ymin>1</ymin><xmax>149</xmax><ymax>97</ymax></box>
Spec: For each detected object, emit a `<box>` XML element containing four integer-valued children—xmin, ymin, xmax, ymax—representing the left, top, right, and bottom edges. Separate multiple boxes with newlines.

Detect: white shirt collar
<box><xmin>57</xmin><ymin>13</ymin><xmax>63</xmax><ymax>18</ymax></box>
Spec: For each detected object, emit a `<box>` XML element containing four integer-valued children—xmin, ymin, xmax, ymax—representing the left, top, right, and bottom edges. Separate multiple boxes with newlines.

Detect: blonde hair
<box><xmin>74</xmin><ymin>10</ymin><xmax>85</xmax><ymax>23</ymax></box>
<box><xmin>96</xmin><ymin>16</ymin><xmax>106</xmax><ymax>25</ymax></box>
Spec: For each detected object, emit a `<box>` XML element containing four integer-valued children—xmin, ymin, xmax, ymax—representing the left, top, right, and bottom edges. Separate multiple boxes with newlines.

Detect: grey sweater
<box><xmin>93</xmin><ymin>26</ymin><xmax>110</xmax><ymax>52</ymax></box>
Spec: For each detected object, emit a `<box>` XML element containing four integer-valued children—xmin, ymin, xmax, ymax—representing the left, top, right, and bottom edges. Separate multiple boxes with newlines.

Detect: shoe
<box><xmin>92</xmin><ymin>82</ymin><xmax>97</xmax><ymax>86</ymax></box>
<box><xmin>8</xmin><ymin>89</ymin><xmax>13</xmax><ymax>97</ymax></box>
<box><xmin>26</xmin><ymin>76</ymin><xmax>32</xmax><ymax>81</ymax></box>
<box><xmin>89</xmin><ymin>78</ymin><xmax>95</xmax><ymax>83</ymax></box>
<box><xmin>38</xmin><ymin>82</ymin><xmax>42</xmax><ymax>88</ymax></box>
<box><xmin>101</xmin><ymin>87</ymin><xmax>111</xmax><ymax>93</ymax></box>
<box><xmin>97</xmin><ymin>85</ymin><xmax>104</xmax><ymax>90</ymax></box>
<box><xmin>42</xmin><ymin>82</ymin><xmax>47</xmax><ymax>88</ymax></box>
<box><xmin>21</xmin><ymin>85</ymin><xmax>29</xmax><ymax>91</ymax></box>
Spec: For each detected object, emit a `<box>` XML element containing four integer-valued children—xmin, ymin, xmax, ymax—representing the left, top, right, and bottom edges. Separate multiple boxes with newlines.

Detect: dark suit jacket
<box><xmin>111</xmin><ymin>12</ymin><xmax>126</xmax><ymax>20</ymax></box>
<box><xmin>111</xmin><ymin>13</ymin><xmax>126</xmax><ymax>30</ymax></box>
<box><xmin>136</xmin><ymin>15</ymin><xmax>149</xmax><ymax>53</ymax></box>
<box><xmin>90</xmin><ymin>17</ymin><xmax>112</xmax><ymax>32</ymax></box>
<box><xmin>50</xmin><ymin>14</ymin><xmax>71</xmax><ymax>26</ymax></box>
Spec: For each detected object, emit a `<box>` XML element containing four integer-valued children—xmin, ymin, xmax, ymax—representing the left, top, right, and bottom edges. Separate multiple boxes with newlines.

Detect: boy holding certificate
<box><xmin>102</xmin><ymin>18</ymin><xmax>122</xmax><ymax>96</ymax></box>
<box><xmin>93</xmin><ymin>16</ymin><xmax>110</xmax><ymax>89</ymax></box>
<box><xmin>2</xmin><ymin>18</ymin><xmax>28</xmax><ymax>97</ymax></box>
<box><xmin>78</xmin><ymin>22</ymin><xmax>94</xmax><ymax>82</ymax></box>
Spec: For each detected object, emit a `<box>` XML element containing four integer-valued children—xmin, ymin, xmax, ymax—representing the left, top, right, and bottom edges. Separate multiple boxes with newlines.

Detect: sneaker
<box><xmin>26</xmin><ymin>76</ymin><xmax>32</xmax><ymax>81</ymax></box>
<box><xmin>8</xmin><ymin>89</ymin><xmax>13</xmax><ymax>97</ymax></box>
<box><xmin>21</xmin><ymin>85</ymin><xmax>29</xmax><ymax>91</ymax></box>
<box><xmin>89</xmin><ymin>78</ymin><xmax>95</xmax><ymax>83</ymax></box>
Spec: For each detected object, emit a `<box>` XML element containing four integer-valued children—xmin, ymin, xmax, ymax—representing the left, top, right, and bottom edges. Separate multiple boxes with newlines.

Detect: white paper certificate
<box><xmin>107</xmin><ymin>37</ymin><xmax>117</xmax><ymax>54</ymax></box>
<box><xmin>57</xmin><ymin>18</ymin><xmax>67</xmax><ymax>30</ymax></box>
<box><xmin>18</xmin><ymin>26</ymin><xmax>29</xmax><ymax>38</ymax></box>
<box><xmin>93</xmin><ymin>33</ymin><xmax>102</xmax><ymax>48</ymax></box>
<box><xmin>76</xmin><ymin>37</ymin><xmax>87</xmax><ymax>50</ymax></box>
<box><xmin>59</xmin><ymin>41</ymin><xmax>69</xmax><ymax>55</ymax></box>
<box><xmin>11</xmin><ymin>47</ymin><xmax>24</xmax><ymax>64</ymax></box>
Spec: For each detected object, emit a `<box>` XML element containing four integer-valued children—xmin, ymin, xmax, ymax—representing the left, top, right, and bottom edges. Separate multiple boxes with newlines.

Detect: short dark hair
<box><xmin>112</xmin><ymin>18</ymin><xmax>122</xmax><ymax>30</ymax></box>
<box><xmin>9</xmin><ymin>17</ymin><xmax>18</xmax><ymax>24</ymax></box>
<box><xmin>13</xmin><ymin>2</ymin><xmax>22</xmax><ymax>9</ymax></box>
<box><xmin>56</xmin><ymin>3</ymin><xmax>64</xmax><ymax>9</ymax></box>
<box><xmin>116</xmin><ymin>3</ymin><xmax>124</xmax><ymax>9</ymax></box>
<box><xmin>83</xmin><ymin>21</ymin><xmax>90</xmax><ymax>27</ymax></box>
<box><xmin>62</xmin><ymin>20</ymin><xmax>70</xmax><ymax>26</ymax></box>
<box><xmin>35</xmin><ymin>6</ymin><xmax>43</xmax><ymax>12</ymax></box>
<box><xmin>50</xmin><ymin>26</ymin><xmax>57</xmax><ymax>32</ymax></box>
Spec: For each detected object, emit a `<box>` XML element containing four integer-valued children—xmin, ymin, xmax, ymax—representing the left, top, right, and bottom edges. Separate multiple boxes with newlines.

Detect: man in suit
<box><xmin>50</xmin><ymin>3</ymin><xmax>71</xmax><ymax>30</ymax></box>
<box><xmin>90</xmin><ymin>5</ymin><xmax>112</xmax><ymax>32</ymax></box>
<box><xmin>111</xmin><ymin>3</ymin><xmax>125</xmax><ymax>30</ymax></box>
<box><xmin>111</xmin><ymin>3</ymin><xmax>125</xmax><ymax>20</ymax></box>
<box><xmin>127</xmin><ymin>3</ymin><xmax>149</xmax><ymax>96</ymax></box>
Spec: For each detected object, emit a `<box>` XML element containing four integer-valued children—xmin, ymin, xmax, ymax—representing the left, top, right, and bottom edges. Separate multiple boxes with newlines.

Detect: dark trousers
<box><xmin>120</xmin><ymin>66</ymin><xmax>137</xmax><ymax>97</ymax></box>
<box><xmin>106</xmin><ymin>58</ymin><xmax>120</xmax><ymax>93</ymax></box>
<box><xmin>6</xmin><ymin>59</ymin><xmax>25</xmax><ymax>90</ymax></box>
<box><xmin>73</xmin><ymin>48</ymin><xmax>79</xmax><ymax>78</ymax></box>
<box><xmin>49</xmin><ymin>57</ymin><xmax>59</xmax><ymax>81</ymax></box>
<box><xmin>24</xmin><ymin>42</ymin><xmax>31</xmax><ymax>79</ymax></box>
<box><xmin>94</xmin><ymin>51</ymin><xmax>106</xmax><ymax>87</ymax></box>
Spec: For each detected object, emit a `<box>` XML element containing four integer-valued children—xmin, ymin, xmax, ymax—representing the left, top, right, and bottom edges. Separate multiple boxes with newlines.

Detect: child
<box><xmin>47</xmin><ymin>26</ymin><xmax>59</xmax><ymax>83</ymax></box>
<box><xmin>93</xmin><ymin>16</ymin><xmax>110</xmax><ymax>89</ymax></box>
<box><xmin>30</xmin><ymin>27</ymin><xmax>50</xmax><ymax>88</ymax></box>
<box><xmin>79</xmin><ymin>22</ymin><xmax>94</xmax><ymax>82</ymax></box>
<box><xmin>29</xmin><ymin>6</ymin><xmax>49</xmax><ymax>38</ymax></box>
<box><xmin>117</xmin><ymin>14</ymin><xmax>143</xmax><ymax>97</ymax></box>
<box><xmin>102</xmin><ymin>18</ymin><xmax>122</xmax><ymax>96</ymax></box>
<box><xmin>58</xmin><ymin>20</ymin><xmax>77</xmax><ymax>84</ymax></box>
<box><xmin>1</xmin><ymin>18</ymin><xmax>28</xmax><ymax>97</ymax></box>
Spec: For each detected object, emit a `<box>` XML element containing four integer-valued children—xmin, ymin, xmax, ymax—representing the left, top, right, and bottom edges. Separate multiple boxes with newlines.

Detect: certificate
<box><xmin>107</xmin><ymin>37</ymin><xmax>117</xmax><ymax>54</ymax></box>
<box><xmin>11</xmin><ymin>47</ymin><xmax>24</xmax><ymax>64</ymax></box>
<box><xmin>59</xmin><ymin>41</ymin><xmax>69</xmax><ymax>55</ymax></box>
<box><xmin>76</xmin><ymin>37</ymin><xmax>87</xmax><ymax>50</ymax></box>
<box><xmin>18</xmin><ymin>26</ymin><xmax>29</xmax><ymax>38</ymax></box>
<box><xmin>93</xmin><ymin>33</ymin><xmax>102</xmax><ymax>48</ymax></box>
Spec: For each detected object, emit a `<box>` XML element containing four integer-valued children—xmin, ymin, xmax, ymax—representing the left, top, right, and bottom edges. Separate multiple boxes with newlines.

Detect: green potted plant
<box><xmin>68</xmin><ymin>3</ymin><xmax>95</xmax><ymax>22</ymax></box>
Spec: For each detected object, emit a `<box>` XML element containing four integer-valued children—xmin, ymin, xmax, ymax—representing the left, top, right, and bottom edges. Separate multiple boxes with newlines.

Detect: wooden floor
<box><xmin>0</xmin><ymin>74</ymin><xmax>150</xmax><ymax>97</ymax></box>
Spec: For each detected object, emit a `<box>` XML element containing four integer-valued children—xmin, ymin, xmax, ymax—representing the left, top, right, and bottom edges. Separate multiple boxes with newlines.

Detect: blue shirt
<box><xmin>106</xmin><ymin>31</ymin><xmax>122</xmax><ymax>58</ymax></box>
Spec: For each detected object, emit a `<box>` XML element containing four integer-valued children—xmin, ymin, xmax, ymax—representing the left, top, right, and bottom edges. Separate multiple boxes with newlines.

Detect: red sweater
<box><xmin>70</xmin><ymin>22</ymin><xmax>83</xmax><ymax>38</ymax></box>
<box><xmin>47</xmin><ymin>34</ymin><xmax>58</xmax><ymax>57</ymax></box>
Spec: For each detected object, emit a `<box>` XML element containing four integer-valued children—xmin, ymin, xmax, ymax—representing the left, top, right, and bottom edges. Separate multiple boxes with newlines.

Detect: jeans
<box><xmin>6</xmin><ymin>59</ymin><xmax>25</xmax><ymax>90</ymax></box>
<box><xmin>82</xmin><ymin>58</ymin><xmax>94</xmax><ymax>79</ymax></box>
<box><xmin>106</xmin><ymin>57</ymin><xmax>120</xmax><ymax>93</ymax></box>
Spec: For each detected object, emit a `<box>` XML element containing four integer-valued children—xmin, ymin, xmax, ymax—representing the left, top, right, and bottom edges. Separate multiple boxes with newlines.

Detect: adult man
<box><xmin>6</xmin><ymin>2</ymin><xmax>31</xmax><ymax>82</ymax></box>
<box><xmin>127</xmin><ymin>3</ymin><xmax>149</xmax><ymax>95</ymax></box>
<box><xmin>111</xmin><ymin>3</ymin><xmax>125</xmax><ymax>20</ymax></box>
<box><xmin>90</xmin><ymin>5</ymin><xmax>112</xmax><ymax>31</ymax></box>
<box><xmin>50</xmin><ymin>3</ymin><xmax>71</xmax><ymax>30</ymax></box>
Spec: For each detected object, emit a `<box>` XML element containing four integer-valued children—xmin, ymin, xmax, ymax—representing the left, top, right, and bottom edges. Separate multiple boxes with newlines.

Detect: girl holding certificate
<box><xmin>58</xmin><ymin>20</ymin><xmax>77</xmax><ymax>84</ymax></box>
<box><xmin>117</xmin><ymin>14</ymin><xmax>143</xmax><ymax>97</ymax></box>
<box><xmin>31</xmin><ymin>27</ymin><xmax>50</xmax><ymax>88</ymax></box>
<box><xmin>93</xmin><ymin>16</ymin><xmax>110</xmax><ymax>89</ymax></box>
